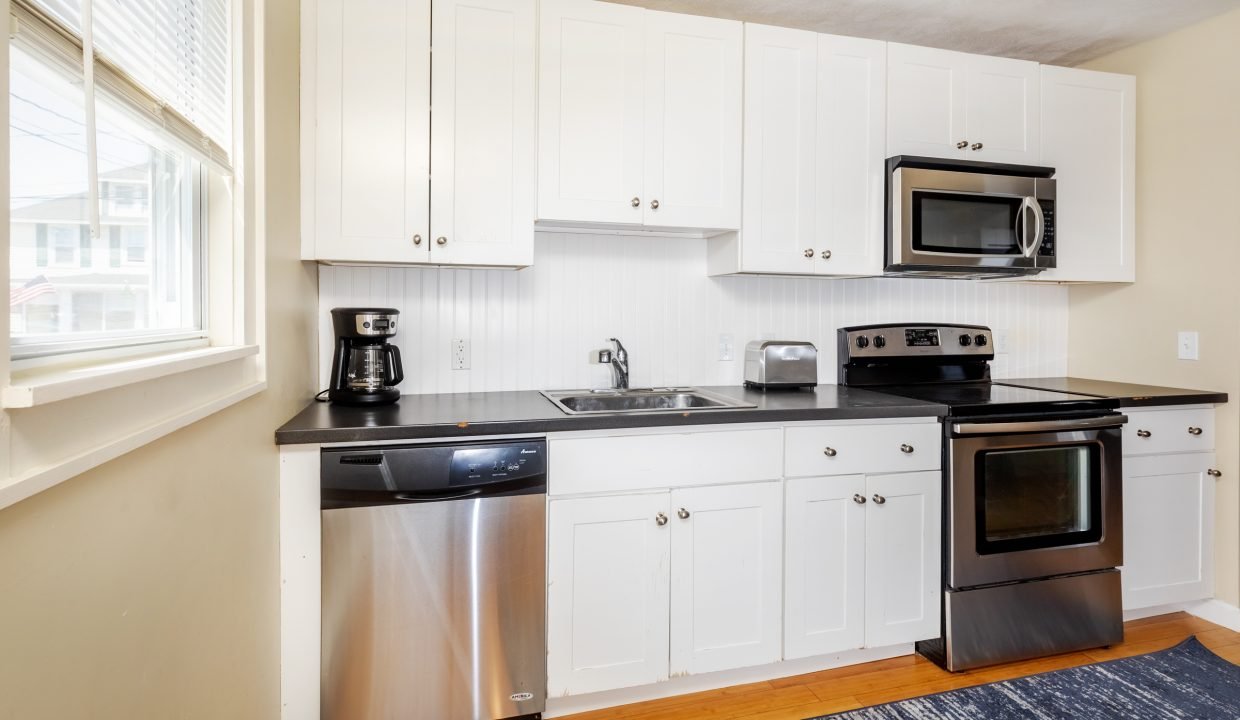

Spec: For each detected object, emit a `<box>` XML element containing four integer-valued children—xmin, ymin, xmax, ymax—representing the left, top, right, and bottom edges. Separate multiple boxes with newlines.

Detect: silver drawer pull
<box><xmin>655</xmin><ymin>512</ymin><xmax>668</xmax><ymax>526</ymax></box>
<box><xmin>677</xmin><ymin>507</ymin><xmax>690</xmax><ymax>520</ymax></box>
<box><xmin>1188</xmin><ymin>426</ymin><xmax>1203</xmax><ymax>436</ymax></box>
<box><xmin>1136</xmin><ymin>429</ymin><xmax>1152</xmax><ymax>438</ymax></box>
<box><xmin>823</xmin><ymin>447</ymin><xmax>837</xmax><ymax>457</ymax></box>
<box><xmin>853</xmin><ymin>494</ymin><xmax>866</xmax><ymax>505</ymax></box>
<box><xmin>871</xmin><ymin>494</ymin><xmax>886</xmax><ymax>505</ymax></box>
<box><xmin>1208</xmin><ymin>469</ymin><xmax>1222</xmax><ymax>478</ymax></box>
<box><xmin>900</xmin><ymin>444</ymin><xmax>914</xmax><ymax>454</ymax></box>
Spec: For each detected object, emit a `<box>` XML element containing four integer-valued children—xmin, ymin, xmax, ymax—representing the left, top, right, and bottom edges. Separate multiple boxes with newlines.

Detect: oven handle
<box><xmin>952</xmin><ymin>414</ymin><xmax>1128</xmax><ymax>435</ymax></box>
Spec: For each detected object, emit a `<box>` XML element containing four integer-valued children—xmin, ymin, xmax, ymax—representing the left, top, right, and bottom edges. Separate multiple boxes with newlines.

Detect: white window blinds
<box><xmin>19</xmin><ymin>0</ymin><xmax>232</xmax><ymax>157</ymax></box>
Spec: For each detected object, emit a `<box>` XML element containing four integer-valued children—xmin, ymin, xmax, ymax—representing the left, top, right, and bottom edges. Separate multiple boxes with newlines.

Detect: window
<box><xmin>8</xmin><ymin>0</ymin><xmax>229</xmax><ymax>361</ymax></box>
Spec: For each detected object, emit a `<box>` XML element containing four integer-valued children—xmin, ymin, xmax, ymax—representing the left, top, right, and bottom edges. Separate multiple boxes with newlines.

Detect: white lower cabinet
<box><xmin>1121</xmin><ymin>452</ymin><xmax>1216</xmax><ymax>610</ymax></box>
<box><xmin>670</xmin><ymin>482</ymin><xmax>783</xmax><ymax>675</ymax></box>
<box><xmin>785</xmin><ymin>470</ymin><xmax>941</xmax><ymax>659</ymax></box>
<box><xmin>547</xmin><ymin>492</ymin><xmax>671</xmax><ymax>697</ymax></box>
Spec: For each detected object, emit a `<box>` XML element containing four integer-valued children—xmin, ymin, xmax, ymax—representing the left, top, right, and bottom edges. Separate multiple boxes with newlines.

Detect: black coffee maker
<box><xmin>328</xmin><ymin>307</ymin><xmax>405</xmax><ymax>405</ymax></box>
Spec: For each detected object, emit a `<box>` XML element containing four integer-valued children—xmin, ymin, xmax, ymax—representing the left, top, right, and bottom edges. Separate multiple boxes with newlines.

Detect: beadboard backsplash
<box><xmin>318</xmin><ymin>232</ymin><xmax>1068</xmax><ymax>395</ymax></box>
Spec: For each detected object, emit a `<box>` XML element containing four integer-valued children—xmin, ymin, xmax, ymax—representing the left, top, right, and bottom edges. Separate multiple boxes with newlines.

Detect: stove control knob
<box><xmin>873</xmin><ymin>335</ymin><xmax>887</xmax><ymax>349</ymax></box>
<box><xmin>975</xmin><ymin>334</ymin><xmax>989</xmax><ymax>347</ymax></box>
<box><xmin>856</xmin><ymin>335</ymin><xmax>870</xmax><ymax>349</ymax></box>
<box><xmin>958</xmin><ymin>334</ymin><xmax>973</xmax><ymax>347</ymax></box>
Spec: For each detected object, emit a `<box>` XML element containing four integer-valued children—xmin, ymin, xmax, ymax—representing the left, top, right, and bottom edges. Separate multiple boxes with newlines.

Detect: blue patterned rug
<box><xmin>813</xmin><ymin>637</ymin><xmax>1240</xmax><ymax>719</ymax></box>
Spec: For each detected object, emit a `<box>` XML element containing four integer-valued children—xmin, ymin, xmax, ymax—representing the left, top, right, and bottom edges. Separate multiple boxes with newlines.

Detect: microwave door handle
<box><xmin>1015</xmin><ymin>199</ymin><xmax>1031</xmax><ymax>256</ymax></box>
<box><xmin>1026</xmin><ymin>197</ymin><xmax>1047</xmax><ymax>258</ymax></box>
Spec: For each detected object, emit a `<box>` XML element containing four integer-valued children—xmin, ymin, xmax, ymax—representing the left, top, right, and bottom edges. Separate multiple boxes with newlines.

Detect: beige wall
<box><xmin>1070</xmin><ymin>8</ymin><xmax>1240</xmax><ymax>606</ymax></box>
<box><xmin>0</xmin><ymin>0</ymin><xmax>316</xmax><ymax>717</ymax></box>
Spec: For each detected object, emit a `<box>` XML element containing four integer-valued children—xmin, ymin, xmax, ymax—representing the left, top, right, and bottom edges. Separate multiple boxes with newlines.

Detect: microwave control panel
<box><xmin>1038</xmin><ymin>200</ymin><xmax>1056</xmax><ymax>257</ymax></box>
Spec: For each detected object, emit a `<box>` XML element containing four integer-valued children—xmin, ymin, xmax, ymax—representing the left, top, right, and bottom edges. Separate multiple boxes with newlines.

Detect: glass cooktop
<box><xmin>876</xmin><ymin>382</ymin><xmax>1119</xmax><ymax>418</ymax></box>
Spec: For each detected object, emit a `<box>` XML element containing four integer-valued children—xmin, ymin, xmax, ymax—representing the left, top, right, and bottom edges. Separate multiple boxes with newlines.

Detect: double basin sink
<box><xmin>541</xmin><ymin>387</ymin><xmax>757</xmax><ymax>415</ymax></box>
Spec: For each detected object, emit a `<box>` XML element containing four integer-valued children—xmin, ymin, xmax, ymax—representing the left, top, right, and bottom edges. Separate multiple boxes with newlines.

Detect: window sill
<box><xmin>2</xmin><ymin>344</ymin><xmax>260</xmax><ymax>408</ymax></box>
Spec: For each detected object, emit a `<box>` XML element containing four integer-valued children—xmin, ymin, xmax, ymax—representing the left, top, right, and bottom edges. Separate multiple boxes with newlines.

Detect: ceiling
<box><xmin>608</xmin><ymin>0</ymin><xmax>1240</xmax><ymax>66</ymax></box>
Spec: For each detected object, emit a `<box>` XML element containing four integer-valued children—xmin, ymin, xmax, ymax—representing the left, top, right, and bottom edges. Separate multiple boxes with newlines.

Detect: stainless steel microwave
<box><xmin>886</xmin><ymin>156</ymin><xmax>1056</xmax><ymax>278</ymax></box>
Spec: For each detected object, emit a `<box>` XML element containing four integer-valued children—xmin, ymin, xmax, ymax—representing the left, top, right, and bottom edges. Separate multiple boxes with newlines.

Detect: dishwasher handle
<box><xmin>323</xmin><ymin>474</ymin><xmax>543</xmax><ymax>510</ymax></box>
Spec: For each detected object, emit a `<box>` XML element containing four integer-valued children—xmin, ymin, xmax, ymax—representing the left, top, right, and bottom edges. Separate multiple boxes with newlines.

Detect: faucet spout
<box><xmin>606</xmin><ymin>337</ymin><xmax>629</xmax><ymax>390</ymax></box>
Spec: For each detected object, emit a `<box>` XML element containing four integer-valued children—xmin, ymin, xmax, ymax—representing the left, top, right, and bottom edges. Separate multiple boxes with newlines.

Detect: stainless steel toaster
<box><xmin>743</xmin><ymin>341</ymin><xmax>818</xmax><ymax>389</ymax></box>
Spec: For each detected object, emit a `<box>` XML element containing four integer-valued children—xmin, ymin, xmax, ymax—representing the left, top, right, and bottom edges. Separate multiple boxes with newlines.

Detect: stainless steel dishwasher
<box><xmin>320</xmin><ymin>439</ymin><xmax>547</xmax><ymax>720</ymax></box>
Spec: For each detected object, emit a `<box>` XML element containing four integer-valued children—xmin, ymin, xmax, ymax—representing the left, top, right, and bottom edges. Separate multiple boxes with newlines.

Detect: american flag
<box><xmin>10</xmin><ymin>275</ymin><xmax>56</xmax><ymax>306</ymax></box>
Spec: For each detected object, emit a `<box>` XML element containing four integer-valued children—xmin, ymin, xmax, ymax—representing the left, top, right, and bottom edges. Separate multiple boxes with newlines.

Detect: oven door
<box><xmin>889</xmin><ymin>166</ymin><xmax>1053</xmax><ymax>274</ymax></box>
<box><xmin>947</xmin><ymin>414</ymin><xmax>1125</xmax><ymax>589</ymax></box>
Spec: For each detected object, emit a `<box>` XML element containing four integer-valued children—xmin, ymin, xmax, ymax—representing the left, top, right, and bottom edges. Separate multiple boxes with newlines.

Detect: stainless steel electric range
<box><xmin>838</xmin><ymin>323</ymin><xmax>1127</xmax><ymax>672</ymax></box>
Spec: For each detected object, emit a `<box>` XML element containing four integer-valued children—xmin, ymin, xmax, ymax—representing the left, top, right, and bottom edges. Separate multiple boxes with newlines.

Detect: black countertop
<box><xmin>998</xmin><ymin>377</ymin><xmax>1228</xmax><ymax>408</ymax></box>
<box><xmin>274</xmin><ymin>385</ymin><xmax>949</xmax><ymax>445</ymax></box>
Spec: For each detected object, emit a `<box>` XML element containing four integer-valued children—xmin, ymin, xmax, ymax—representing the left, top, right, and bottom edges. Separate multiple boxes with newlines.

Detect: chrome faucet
<box><xmin>598</xmin><ymin>337</ymin><xmax>630</xmax><ymax>390</ymax></box>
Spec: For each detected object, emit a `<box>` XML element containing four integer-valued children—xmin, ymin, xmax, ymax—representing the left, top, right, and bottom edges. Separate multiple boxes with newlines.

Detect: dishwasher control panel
<box><xmin>450</xmin><ymin>442</ymin><xmax>546</xmax><ymax>485</ymax></box>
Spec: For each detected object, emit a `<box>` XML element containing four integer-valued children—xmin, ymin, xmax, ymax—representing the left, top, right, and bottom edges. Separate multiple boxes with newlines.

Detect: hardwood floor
<box><xmin>562</xmin><ymin>613</ymin><xmax>1240</xmax><ymax>720</ymax></box>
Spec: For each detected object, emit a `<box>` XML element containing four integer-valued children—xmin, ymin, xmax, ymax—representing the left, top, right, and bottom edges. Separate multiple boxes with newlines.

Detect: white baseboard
<box><xmin>544</xmin><ymin>644</ymin><xmax>913</xmax><ymax>718</ymax></box>
<box><xmin>1185</xmin><ymin>599</ymin><xmax>1240</xmax><ymax>632</ymax></box>
<box><xmin>1123</xmin><ymin>602</ymin><xmax>1195</xmax><ymax>622</ymax></box>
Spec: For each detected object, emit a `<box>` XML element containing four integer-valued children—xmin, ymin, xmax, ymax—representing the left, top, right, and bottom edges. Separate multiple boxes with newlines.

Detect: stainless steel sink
<box><xmin>541</xmin><ymin>387</ymin><xmax>757</xmax><ymax>415</ymax></box>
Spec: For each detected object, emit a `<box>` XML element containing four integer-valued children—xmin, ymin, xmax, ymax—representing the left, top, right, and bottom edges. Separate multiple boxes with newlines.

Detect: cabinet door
<box><xmin>817</xmin><ymin>34</ymin><xmax>886</xmax><ymax>276</ymax></box>
<box><xmin>963</xmin><ymin>54</ymin><xmax>1040</xmax><ymax>163</ymax></box>
<box><xmin>1037</xmin><ymin>66</ymin><xmax>1136</xmax><ymax>283</ymax></box>
<box><xmin>864</xmin><ymin>471</ymin><xmax>941</xmax><ymax>648</ymax></box>
<box><xmin>740</xmin><ymin>23</ymin><xmax>818</xmax><ymax>274</ymax></box>
<box><xmin>670</xmin><ymin>482</ymin><xmax>782</xmax><ymax>675</ymax></box>
<box><xmin>643</xmin><ymin>11</ymin><xmax>743</xmax><ymax>230</ymax></box>
<box><xmin>536</xmin><ymin>0</ymin><xmax>645</xmax><ymax>225</ymax></box>
<box><xmin>308</xmin><ymin>0</ymin><xmax>430</xmax><ymax>262</ymax></box>
<box><xmin>785</xmin><ymin>475</ymin><xmax>867</xmax><ymax>659</ymax></box>
<box><xmin>886</xmin><ymin>43</ymin><xmax>966</xmax><ymax>159</ymax></box>
<box><xmin>1122</xmin><ymin>453</ymin><xmax>1216</xmax><ymax>610</ymax></box>
<box><xmin>547</xmin><ymin>493</ymin><xmax>671</xmax><ymax>696</ymax></box>
<box><xmin>430</xmin><ymin>0</ymin><xmax>536</xmax><ymax>267</ymax></box>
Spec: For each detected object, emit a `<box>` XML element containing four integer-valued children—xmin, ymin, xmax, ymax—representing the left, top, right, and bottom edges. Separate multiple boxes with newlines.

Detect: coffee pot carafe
<box><xmin>328</xmin><ymin>307</ymin><xmax>404</xmax><ymax>405</ymax></box>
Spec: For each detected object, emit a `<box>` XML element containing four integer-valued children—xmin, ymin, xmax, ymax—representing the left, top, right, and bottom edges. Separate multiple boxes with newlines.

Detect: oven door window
<box><xmin>975</xmin><ymin>444</ymin><xmax>1102</xmax><ymax>554</ymax></box>
<box><xmin>912</xmin><ymin>191</ymin><xmax>1023</xmax><ymax>255</ymax></box>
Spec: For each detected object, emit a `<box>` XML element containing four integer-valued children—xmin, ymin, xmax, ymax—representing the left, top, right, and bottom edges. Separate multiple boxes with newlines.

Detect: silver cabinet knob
<box><xmin>956</xmin><ymin>140</ymin><xmax>969</xmax><ymax>149</ymax></box>
<box><xmin>631</xmin><ymin>196</ymin><xmax>641</xmax><ymax>208</ymax></box>
<box><xmin>853</xmin><ymin>494</ymin><xmax>866</xmax><ymax>505</ymax></box>
<box><xmin>821</xmin><ymin>250</ymin><xmax>832</xmax><ymax>260</ymax></box>
<box><xmin>412</xmin><ymin>234</ymin><xmax>423</xmax><ymax>246</ymax></box>
<box><xmin>1208</xmin><ymin>468</ymin><xmax>1223</xmax><ymax>478</ymax></box>
<box><xmin>650</xmin><ymin>199</ymin><xmax>660</xmax><ymax>210</ymax></box>
<box><xmin>804</xmin><ymin>248</ymin><xmax>815</xmax><ymax>258</ymax></box>
<box><xmin>971</xmin><ymin>142</ymin><xmax>984</xmax><ymax>151</ymax></box>
<box><xmin>872</xmin><ymin>494</ymin><xmax>886</xmax><ymax>505</ymax></box>
<box><xmin>1137</xmin><ymin>429</ymin><xmax>1152</xmax><ymax>438</ymax></box>
<box><xmin>436</xmin><ymin>236</ymin><xmax>447</xmax><ymax>246</ymax></box>
<box><xmin>677</xmin><ymin>507</ymin><xmax>690</xmax><ymax>520</ymax></box>
<box><xmin>900</xmin><ymin>444</ymin><xmax>914</xmax><ymax>454</ymax></box>
<box><xmin>1188</xmin><ymin>426</ymin><xmax>1204</xmax><ymax>436</ymax></box>
<box><xmin>655</xmin><ymin>512</ymin><xmax>668</xmax><ymax>526</ymax></box>
<box><xmin>823</xmin><ymin>447</ymin><xmax>837</xmax><ymax>457</ymax></box>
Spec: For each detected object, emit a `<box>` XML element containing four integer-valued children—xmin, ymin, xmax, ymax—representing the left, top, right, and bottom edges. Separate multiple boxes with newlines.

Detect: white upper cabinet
<box><xmin>303</xmin><ymin>0</ymin><xmax>535</xmax><ymax>266</ymax></box>
<box><xmin>429</xmin><ymin>0</ymin><xmax>537</xmax><ymax>266</ymax></box>
<box><xmin>887</xmin><ymin>43</ymin><xmax>1039</xmax><ymax>164</ymax></box>
<box><xmin>715</xmin><ymin>27</ymin><xmax>885</xmax><ymax>276</ymax></box>
<box><xmin>816</xmin><ymin>34</ymin><xmax>888</xmax><ymax>275</ymax></box>
<box><xmin>537</xmin><ymin>0</ymin><xmax>742</xmax><ymax>232</ymax></box>
<box><xmin>739</xmin><ymin>23</ymin><xmax>818</xmax><ymax>274</ymax></box>
<box><xmin>536</xmin><ymin>0</ymin><xmax>645</xmax><ymax>225</ymax></box>
<box><xmin>305</xmin><ymin>0</ymin><xmax>430</xmax><ymax>264</ymax></box>
<box><xmin>1037</xmin><ymin>66</ymin><xmax>1136</xmax><ymax>283</ymax></box>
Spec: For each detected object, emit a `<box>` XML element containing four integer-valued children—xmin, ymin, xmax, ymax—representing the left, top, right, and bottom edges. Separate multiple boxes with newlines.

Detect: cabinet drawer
<box><xmin>549</xmin><ymin>428</ymin><xmax>783</xmax><ymax>496</ymax></box>
<box><xmin>1123</xmin><ymin>408</ymin><xmax>1215</xmax><ymax>456</ymax></box>
<box><xmin>785</xmin><ymin>422</ymin><xmax>941</xmax><ymax>477</ymax></box>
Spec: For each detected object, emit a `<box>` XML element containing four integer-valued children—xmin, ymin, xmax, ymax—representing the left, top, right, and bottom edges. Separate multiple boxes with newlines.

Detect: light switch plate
<box><xmin>718</xmin><ymin>334</ymin><xmax>734</xmax><ymax>362</ymax></box>
<box><xmin>994</xmin><ymin>330</ymin><xmax>1010</xmax><ymax>354</ymax></box>
<box><xmin>1177</xmin><ymin>331</ymin><xmax>1199</xmax><ymax>361</ymax></box>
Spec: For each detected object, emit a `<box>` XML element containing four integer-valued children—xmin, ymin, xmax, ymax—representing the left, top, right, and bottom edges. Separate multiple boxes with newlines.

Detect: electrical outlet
<box><xmin>994</xmin><ymin>330</ymin><xmax>1010</xmax><ymax>354</ymax></box>
<box><xmin>1178</xmin><ymin>331</ymin><xmax>1199</xmax><ymax>361</ymax></box>
<box><xmin>718</xmin><ymin>334</ymin><xmax>734</xmax><ymax>361</ymax></box>
<box><xmin>452</xmin><ymin>338</ymin><xmax>470</xmax><ymax>370</ymax></box>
